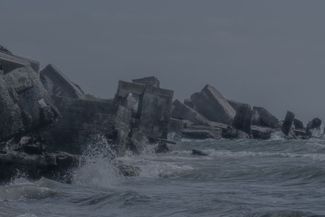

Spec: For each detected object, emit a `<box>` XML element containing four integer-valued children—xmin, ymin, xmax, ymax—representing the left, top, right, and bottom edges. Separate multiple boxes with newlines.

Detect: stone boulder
<box><xmin>40</xmin><ymin>64</ymin><xmax>85</xmax><ymax>99</ymax></box>
<box><xmin>190</xmin><ymin>85</ymin><xmax>236</xmax><ymax>124</ymax></box>
<box><xmin>252</xmin><ymin>106</ymin><xmax>280</xmax><ymax>129</ymax></box>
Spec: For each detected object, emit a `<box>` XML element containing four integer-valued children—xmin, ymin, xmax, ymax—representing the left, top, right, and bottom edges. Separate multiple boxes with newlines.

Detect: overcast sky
<box><xmin>1</xmin><ymin>0</ymin><xmax>325</xmax><ymax>121</ymax></box>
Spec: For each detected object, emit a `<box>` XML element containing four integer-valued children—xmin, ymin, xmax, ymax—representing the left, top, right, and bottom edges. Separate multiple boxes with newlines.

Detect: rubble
<box><xmin>252</xmin><ymin>106</ymin><xmax>280</xmax><ymax>129</ymax></box>
<box><xmin>40</xmin><ymin>64</ymin><xmax>85</xmax><ymax>99</ymax></box>
<box><xmin>306</xmin><ymin>118</ymin><xmax>324</xmax><ymax>138</ymax></box>
<box><xmin>2</xmin><ymin>44</ymin><xmax>325</xmax><ymax>183</ymax></box>
<box><xmin>171</xmin><ymin>99</ymin><xmax>211</xmax><ymax>126</ymax></box>
<box><xmin>281</xmin><ymin>111</ymin><xmax>295</xmax><ymax>136</ymax></box>
<box><xmin>190</xmin><ymin>85</ymin><xmax>236</xmax><ymax>124</ymax></box>
<box><xmin>232</xmin><ymin>104</ymin><xmax>253</xmax><ymax>135</ymax></box>
<box><xmin>251</xmin><ymin>125</ymin><xmax>274</xmax><ymax>140</ymax></box>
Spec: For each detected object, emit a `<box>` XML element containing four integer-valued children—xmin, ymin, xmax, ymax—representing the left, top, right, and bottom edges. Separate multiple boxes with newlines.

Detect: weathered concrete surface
<box><xmin>232</xmin><ymin>104</ymin><xmax>253</xmax><ymax>135</ymax></box>
<box><xmin>222</xmin><ymin>127</ymin><xmax>249</xmax><ymax>139</ymax></box>
<box><xmin>115</xmin><ymin>80</ymin><xmax>173</xmax><ymax>145</ymax></box>
<box><xmin>306</xmin><ymin>118</ymin><xmax>324</xmax><ymax>138</ymax></box>
<box><xmin>294</xmin><ymin>118</ymin><xmax>304</xmax><ymax>130</ymax></box>
<box><xmin>281</xmin><ymin>111</ymin><xmax>295</xmax><ymax>136</ymax></box>
<box><xmin>252</xmin><ymin>106</ymin><xmax>280</xmax><ymax>129</ymax></box>
<box><xmin>0</xmin><ymin>50</ymin><xmax>39</xmax><ymax>73</ymax></box>
<box><xmin>132</xmin><ymin>76</ymin><xmax>160</xmax><ymax>88</ymax></box>
<box><xmin>190</xmin><ymin>85</ymin><xmax>236</xmax><ymax>124</ymax></box>
<box><xmin>40</xmin><ymin>64</ymin><xmax>85</xmax><ymax>99</ymax></box>
<box><xmin>182</xmin><ymin>128</ymin><xmax>222</xmax><ymax>140</ymax></box>
<box><xmin>251</xmin><ymin>125</ymin><xmax>274</xmax><ymax>140</ymax></box>
<box><xmin>41</xmin><ymin>97</ymin><xmax>118</xmax><ymax>154</ymax></box>
<box><xmin>0</xmin><ymin>65</ymin><xmax>58</xmax><ymax>142</ymax></box>
<box><xmin>171</xmin><ymin>99</ymin><xmax>211</xmax><ymax>126</ymax></box>
<box><xmin>0</xmin><ymin>150</ymin><xmax>79</xmax><ymax>183</ymax></box>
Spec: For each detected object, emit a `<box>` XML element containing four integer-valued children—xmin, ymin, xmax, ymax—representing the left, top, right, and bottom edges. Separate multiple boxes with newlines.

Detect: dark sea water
<box><xmin>1</xmin><ymin>136</ymin><xmax>325</xmax><ymax>217</ymax></box>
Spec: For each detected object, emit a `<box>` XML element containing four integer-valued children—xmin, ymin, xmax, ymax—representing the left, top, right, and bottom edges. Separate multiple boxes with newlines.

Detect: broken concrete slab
<box><xmin>171</xmin><ymin>99</ymin><xmax>211</xmax><ymax>126</ymax></box>
<box><xmin>306</xmin><ymin>118</ymin><xmax>324</xmax><ymax>138</ymax></box>
<box><xmin>281</xmin><ymin>111</ymin><xmax>295</xmax><ymax>136</ymax></box>
<box><xmin>293</xmin><ymin>118</ymin><xmax>305</xmax><ymax>130</ymax></box>
<box><xmin>232</xmin><ymin>104</ymin><xmax>253</xmax><ymax>135</ymax></box>
<box><xmin>251</xmin><ymin>125</ymin><xmax>274</xmax><ymax>140</ymax></box>
<box><xmin>0</xmin><ymin>50</ymin><xmax>39</xmax><ymax>73</ymax></box>
<box><xmin>182</xmin><ymin>128</ymin><xmax>222</xmax><ymax>140</ymax></box>
<box><xmin>40</xmin><ymin>64</ymin><xmax>85</xmax><ymax>99</ymax></box>
<box><xmin>0</xmin><ymin>150</ymin><xmax>79</xmax><ymax>183</ymax></box>
<box><xmin>252</xmin><ymin>106</ymin><xmax>280</xmax><ymax>129</ymax></box>
<box><xmin>132</xmin><ymin>76</ymin><xmax>160</xmax><ymax>88</ymax></box>
<box><xmin>190</xmin><ymin>85</ymin><xmax>236</xmax><ymax>124</ymax></box>
<box><xmin>222</xmin><ymin>127</ymin><xmax>249</xmax><ymax>139</ymax></box>
<box><xmin>115</xmin><ymin>79</ymin><xmax>173</xmax><ymax>142</ymax></box>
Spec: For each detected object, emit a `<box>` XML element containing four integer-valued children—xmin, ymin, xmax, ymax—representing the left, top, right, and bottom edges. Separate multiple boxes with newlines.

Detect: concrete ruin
<box><xmin>190</xmin><ymin>85</ymin><xmax>236</xmax><ymax>125</ymax></box>
<box><xmin>40</xmin><ymin>64</ymin><xmax>85</xmax><ymax>99</ymax></box>
<box><xmin>252</xmin><ymin>106</ymin><xmax>280</xmax><ymax>129</ymax></box>
<box><xmin>115</xmin><ymin>79</ymin><xmax>174</xmax><ymax>150</ymax></box>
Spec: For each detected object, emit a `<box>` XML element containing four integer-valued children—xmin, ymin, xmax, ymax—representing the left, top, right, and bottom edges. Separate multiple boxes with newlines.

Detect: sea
<box><xmin>1</xmin><ymin>135</ymin><xmax>325</xmax><ymax>217</ymax></box>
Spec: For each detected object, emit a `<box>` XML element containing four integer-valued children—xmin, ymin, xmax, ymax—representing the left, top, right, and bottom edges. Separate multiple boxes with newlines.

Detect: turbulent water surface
<box><xmin>1</xmin><ymin>137</ymin><xmax>325</xmax><ymax>217</ymax></box>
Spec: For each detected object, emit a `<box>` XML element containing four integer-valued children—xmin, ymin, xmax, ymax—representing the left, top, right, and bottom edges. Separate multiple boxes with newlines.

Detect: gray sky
<box><xmin>1</xmin><ymin>0</ymin><xmax>325</xmax><ymax>122</ymax></box>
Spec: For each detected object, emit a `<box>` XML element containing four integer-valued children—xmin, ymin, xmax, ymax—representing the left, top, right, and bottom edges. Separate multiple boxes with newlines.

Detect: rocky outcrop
<box><xmin>40</xmin><ymin>64</ymin><xmax>85</xmax><ymax>99</ymax></box>
<box><xmin>190</xmin><ymin>85</ymin><xmax>236</xmax><ymax>124</ymax></box>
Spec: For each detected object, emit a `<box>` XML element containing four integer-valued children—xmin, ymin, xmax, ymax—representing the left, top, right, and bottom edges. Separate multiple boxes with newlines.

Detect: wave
<box><xmin>248</xmin><ymin>210</ymin><xmax>325</xmax><ymax>217</ymax></box>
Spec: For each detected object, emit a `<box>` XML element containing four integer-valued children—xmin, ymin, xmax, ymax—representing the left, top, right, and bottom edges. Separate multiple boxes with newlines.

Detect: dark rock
<box><xmin>190</xmin><ymin>85</ymin><xmax>236</xmax><ymax>124</ymax></box>
<box><xmin>132</xmin><ymin>76</ymin><xmax>160</xmax><ymax>88</ymax></box>
<box><xmin>281</xmin><ymin>111</ymin><xmax>295</xmax><ymax>136</ymax></box>
<box><xmin>232</xmin><ymin>104</ymin><xmax>253</xmax><ymax>135</ymax></box>
<box><xmin>251</xmin><ymin>125</ymin><xmax>274</xmax><ymax>140</ymax></box>
<box><xmin>252</xmin><ymin>106</ymin><xmax>280</xmax><ymax>129</ymax></box>
<box><xmin>40</xmin><ymin>64</ymin><xmax>85</xmax><ymax>99</ymax></box>
<box><xmin>192</xmin><ymin>149</ymin><xmax>208</xmax><ymax>156</ymax></box>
